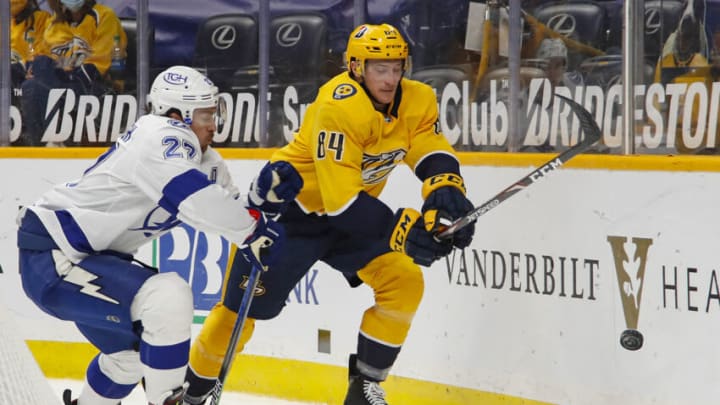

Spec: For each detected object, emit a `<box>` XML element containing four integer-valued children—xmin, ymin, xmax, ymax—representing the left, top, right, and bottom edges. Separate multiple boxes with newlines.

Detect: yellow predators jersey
<box><xmin>10</xmin><ymin>10</ymin><xmax>51</xmax><ymax>66</ymax></box>
<box><xmin>37</xmin><ymin>4</ymin><xmax>126</xmax><ymax>75</ymax></box>
<box><xmin>272</xmin><ymin>72</ymin><xmax>456</xmax><ymax>215</ymax></box>
<box><xmin>654</xmin><ymin>53</ymin><xmax>714</xmax><ymax>153</ymax></box>
<box><xmin>654</xmin><ymin>53</ymin><xmax>711</xmax><ymax>86</ymax></box>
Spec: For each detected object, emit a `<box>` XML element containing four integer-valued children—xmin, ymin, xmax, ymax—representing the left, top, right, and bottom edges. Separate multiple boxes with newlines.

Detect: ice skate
<box><xmin>157</xmin><ymin>383</ymin><xmax>188</xmax><ymax>405</ymax></box>
<box><xmin>344</xmin><ymin>354</ymin><xmax>389</xmax><ymax>405</ymax></box>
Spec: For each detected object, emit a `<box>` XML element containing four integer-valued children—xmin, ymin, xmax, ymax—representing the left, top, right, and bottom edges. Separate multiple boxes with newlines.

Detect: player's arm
<box><xmin>405</xmin><ymin>84</ymin><xmax>476</xmax><ymax>248</ymax></box>
<box><xmin>199</xmin><ymin>138</ymin><xmax>302</xmax><ymax>218</ymax></box>
<box><xmin>311</xmin><ymin>104</ymin><xmax>450</xmax><ymax>265</ymax></box>
<box><xmin>131</xmin><ymin>127</ymin><xmax>259</xmax><ymax>248</ymax></box>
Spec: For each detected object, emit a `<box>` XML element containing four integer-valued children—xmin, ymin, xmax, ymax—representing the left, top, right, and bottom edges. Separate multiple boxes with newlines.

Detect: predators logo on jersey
<box><xmin>362</xmin><ymin>149</ymin><xmax>406</xmax><ymax>185</ymax></box>
<box><xmin>48</xmin><ymin>37</ymin><xmax>91</xmax><ymax>70</ymax></box>
<box><xmin>333</xmin><ymin>83</ymin><xmax>357</xmax><ymax>100</ymax></box>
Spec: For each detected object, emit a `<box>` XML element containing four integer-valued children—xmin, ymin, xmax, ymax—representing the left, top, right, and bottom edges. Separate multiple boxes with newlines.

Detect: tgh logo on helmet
<box><xmin>164</xmin><ymin>72</ymin><xmax>188</xmax><ymax>85</ymax></box>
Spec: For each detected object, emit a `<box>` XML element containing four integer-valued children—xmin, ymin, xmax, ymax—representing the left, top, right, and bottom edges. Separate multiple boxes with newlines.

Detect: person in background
<box><xmin>660</xmin><ymin>0</ymin><xmax>709</xmax><ymax>61</ymax></box>
<box><xmin>535</xmin><ymin>37</ymin><xmax>584</xmax><ymax>93</ymax></box>
<box><xmin>655</xmin><ymin>11</ymin><xmax>710</xmax><ymax>83</ymax></box>
<box><xmin>515</xmin><ymin>37</ymin><xmax>585</xmax><ymax>153</ymax></box>
<box><xmin>10</xmin><ymin>0</ymin><xmax>51</xmax><ymax>91</ymax></box>
<box><xmin>183</xmin><ymin>23</ymin><xmax>476</xmax><ymax>405</ymax></box>
<box><xmin>654</xmin><ymin>13</ymin><xmax>714</xmax><ymax>153</ymax></box>
<box><xmin>17</xmin><ymin>66</ymin><xmax>297</xmax><ymax>405</ymax></box>
<box><xmin>710</xmin><ymin>29</ymin><xmax>720</xmax><ymax>71</ymax></box>
<box><xmin>20</xmin><ymin>0</ymin><xmax>127</xmax><ymax>146</ymax></box>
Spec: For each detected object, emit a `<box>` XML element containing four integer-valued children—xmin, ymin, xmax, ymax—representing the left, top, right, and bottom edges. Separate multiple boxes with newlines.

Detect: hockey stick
<box><xmin>208</xmin><ymin>262</ymin><xmax>262</xmax><ymax>405</ymax></box>
<box><xmin>438</xmin><ymin>94</ymin><xmax>602</xmax><ymax>238</ymax></box>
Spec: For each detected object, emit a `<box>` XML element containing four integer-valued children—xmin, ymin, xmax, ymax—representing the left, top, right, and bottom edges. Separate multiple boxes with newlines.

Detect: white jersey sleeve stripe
<box><xmin>158</xmin><ymin>169</ymin><xmax>212</xmax><ymax>216</ymax></box>
<box><xmin>55</xmin><ymin>209</ymin><xmax>95</xmax><ymax>254</ymax></box>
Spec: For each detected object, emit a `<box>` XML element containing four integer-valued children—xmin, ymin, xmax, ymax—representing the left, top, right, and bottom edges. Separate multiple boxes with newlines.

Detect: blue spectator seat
<box><xmin>193</xmin><ymin>13</ymin><xmax>258</xmax><ymax>90</ymax></box>
<box><xmin>270</xmin><ymin>12</ymin><xmax>328</xmax><ymax>83</ymax></box>
<box><xmin>411</xmin><ymin>65</ymin><xmax>472</xmax><ymax>149</ymax></box>
<box><xmin>533</xmin><ymin>0</ymin><xmax>608</xmax><ymax>69</ymax></box>
<box><xmin>579</xmin><ymin>54</ymin><xmax>654</xmax><ymax>90</ymax></box>
<box><xmin>120</xmin><ymin>19</ymin><xmax>154</xmax><ymax>95</ymax></box>
<box><xmin>263</xmin><ymin>12</ymin><xmax>329</xmax><ymax>148</ymax></box>
<box><xmin>643</xmin><ymin>0</ymin><xmax>684</xmax><ymax>64</ymax></box>
<box><xmin>411</xmin><ymin>65</ymin><xmax>470</xmax><ymax>92</ymax></box>
<box><xmin>606</xmin><ymin>0</ymin><xmax>684</xmax><ymax>64</ymax></box>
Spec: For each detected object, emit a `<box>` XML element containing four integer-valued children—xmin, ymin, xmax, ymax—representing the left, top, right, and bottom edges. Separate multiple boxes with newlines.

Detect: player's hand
<box><xmin>388</xmin><ymin>208</ymin><xmax>453</xmax><ymax>266</ymax></box>
<box><xmin>422</xmin><ymin>173</ymin><xmax>475</xmax><ymax>248</ymax></box>
<box><xmin>248</xmin><ymin>161</ymin><xmax>303</xmax><ymax>217</ymax></box>
<box><xmin>240</xmin><ymin>209</ymin><xmax>285</xmax><ymax>271</ymax></box>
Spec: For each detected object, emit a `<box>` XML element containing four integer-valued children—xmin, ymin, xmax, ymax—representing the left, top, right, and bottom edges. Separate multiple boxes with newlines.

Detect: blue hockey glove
<box><xmin>421</xmin><ymin>173</ymin><xmax>476</xmax><ymax>249</ymax></box>
<box><xmin>240</xmin><ymin>209</ymin><xmax>285</xmax><ymax>271</ymax></box>
<box><xmin>248</xmin><ymin>161</ymin><xmax>303</xmax><ymax>217</ymax></box>
<box><xmin>389</xmin><ymin>208</ymin><xmax>453</xmax><ymax>266</ymax></box>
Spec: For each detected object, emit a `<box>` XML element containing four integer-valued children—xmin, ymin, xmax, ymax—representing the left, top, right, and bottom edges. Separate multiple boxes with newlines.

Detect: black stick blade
<box><xmin>555</xmin><ymin>94</ymin><xmax>602</xmax><ymax>145</ymax></box>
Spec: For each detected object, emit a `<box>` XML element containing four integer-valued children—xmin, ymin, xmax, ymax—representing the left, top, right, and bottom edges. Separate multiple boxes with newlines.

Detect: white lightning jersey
<box><xmin>23</xmin><ymin>115</ymin><xmax>256</xmax><ymax>264</ymax></box>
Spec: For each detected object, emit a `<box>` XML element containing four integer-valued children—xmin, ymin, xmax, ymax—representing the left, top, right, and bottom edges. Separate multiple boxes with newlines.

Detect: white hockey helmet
<box><xmin>536</xmin><ymin>38</ymin><xmax>567</xmax><ymax>62</ymax></box>
<box><xmin>148</xmin><ymin>65</ymin><xmax>225</xmax><ymax>125</ymax></box>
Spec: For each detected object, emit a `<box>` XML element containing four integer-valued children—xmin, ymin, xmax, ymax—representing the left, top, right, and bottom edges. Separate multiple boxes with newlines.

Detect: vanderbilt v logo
<box><xmin>607</xmin><ymin>236</ymin><xmax>653</xmax><ymax>330</ymax></box>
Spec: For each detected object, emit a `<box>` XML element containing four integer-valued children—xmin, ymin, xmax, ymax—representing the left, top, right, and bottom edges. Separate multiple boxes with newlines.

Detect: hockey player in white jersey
<box><xmin>16</xmin><ymin>66</ymin><xmax>302</xmax><ymax>405</ymax></box>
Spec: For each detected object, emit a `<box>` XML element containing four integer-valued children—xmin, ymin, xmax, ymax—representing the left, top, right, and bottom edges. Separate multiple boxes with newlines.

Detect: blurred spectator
<box><xmin>20</xmin><ymin>0</ymin><xmax>127</xmax><ymax>146</ymax></box>
<box><xmin>10</xmin><ymin>0</ymin><xmax>51</xmax><ymax>90</ymax></box>
<box><xmin>655</xmin><ymin>14</ymin><xmax>709</xmax><ymax>82</ymax></box>
<box><xmin>513</xmin><ymin>38</ymin><xmax>586</xmax><ymax>153</ymax></box>
<box><xmin>711</xmin><ymin>30</ymin><xmax>720</xmax><ymax>85</ymax></box>
<box><xmin>654</xmin><ymin>14</ymin><xmax>713</xmax><ymax>153</ymax></box>
<box><xmin>535</xmin><ymin>37</ymin><xmax>584</xmax><ymax>93</ymax></box>
<box><xmin>661</xmin><ymin>0</ymin><xmax>709</xmax><ymax>61</ymax></box>
<box><xmin>379</xmin><ymin>0</ymin><xmax>472</xmax><ymax>69</ymax></box>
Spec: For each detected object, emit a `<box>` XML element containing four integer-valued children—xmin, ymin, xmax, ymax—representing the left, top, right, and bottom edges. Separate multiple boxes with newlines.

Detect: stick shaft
<box><xmin>209</xmin><ymin>263</ymin><xmax>262</xmax><ymax>405</ymax></box>
<box><xmin>439</xmin><ymin>95</ymin><xmax>601</xmax><ymax>237</ymax></box>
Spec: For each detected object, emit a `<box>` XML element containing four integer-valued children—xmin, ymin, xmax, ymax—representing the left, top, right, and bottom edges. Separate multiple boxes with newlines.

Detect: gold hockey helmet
<box><xmin>345</xmin><ymin>23</ymin><xmax>409</xmax><ymax>77</ymax></box>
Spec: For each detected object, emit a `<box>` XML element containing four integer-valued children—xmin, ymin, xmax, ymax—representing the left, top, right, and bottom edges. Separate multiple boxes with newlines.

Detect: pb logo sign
<box><xmin>158</xmin><ymin>224</ymin><xmax>323</xmax><ymax>318</ymax></box>
<box><xmin>158</xmin><ymin>224</ymin><xmax>230</xmax><ymax>312</ymax></box>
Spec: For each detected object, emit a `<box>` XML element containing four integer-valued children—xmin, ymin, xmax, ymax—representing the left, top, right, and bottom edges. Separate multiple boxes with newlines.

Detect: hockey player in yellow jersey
<box><xmin>183</xmin><ymin>23</ymin><xmax>476</xmax><ymax>405</ymax></box>
<box><xmin>10</xmin><ymin>0</ymin><xmax>51</xmax><ymax>90</ymax></box>
<box><xmin>20</xmin><ymin>0</ymin><xmax>126</xmax><ymax>146</ymax></box>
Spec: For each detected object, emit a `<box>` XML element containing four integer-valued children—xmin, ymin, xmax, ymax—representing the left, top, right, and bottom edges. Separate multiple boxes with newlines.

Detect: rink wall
<box><xmin>2</xmin><ymin>147</ymin><xmax>720</xmax><ymax>405</ymax></box>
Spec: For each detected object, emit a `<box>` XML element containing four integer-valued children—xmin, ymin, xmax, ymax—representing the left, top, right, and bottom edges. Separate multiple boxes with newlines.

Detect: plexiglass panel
<box><xmin>4</xmin><ymin>0</ymin><xmax>720</xmax><ymax>154</ymax></box>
